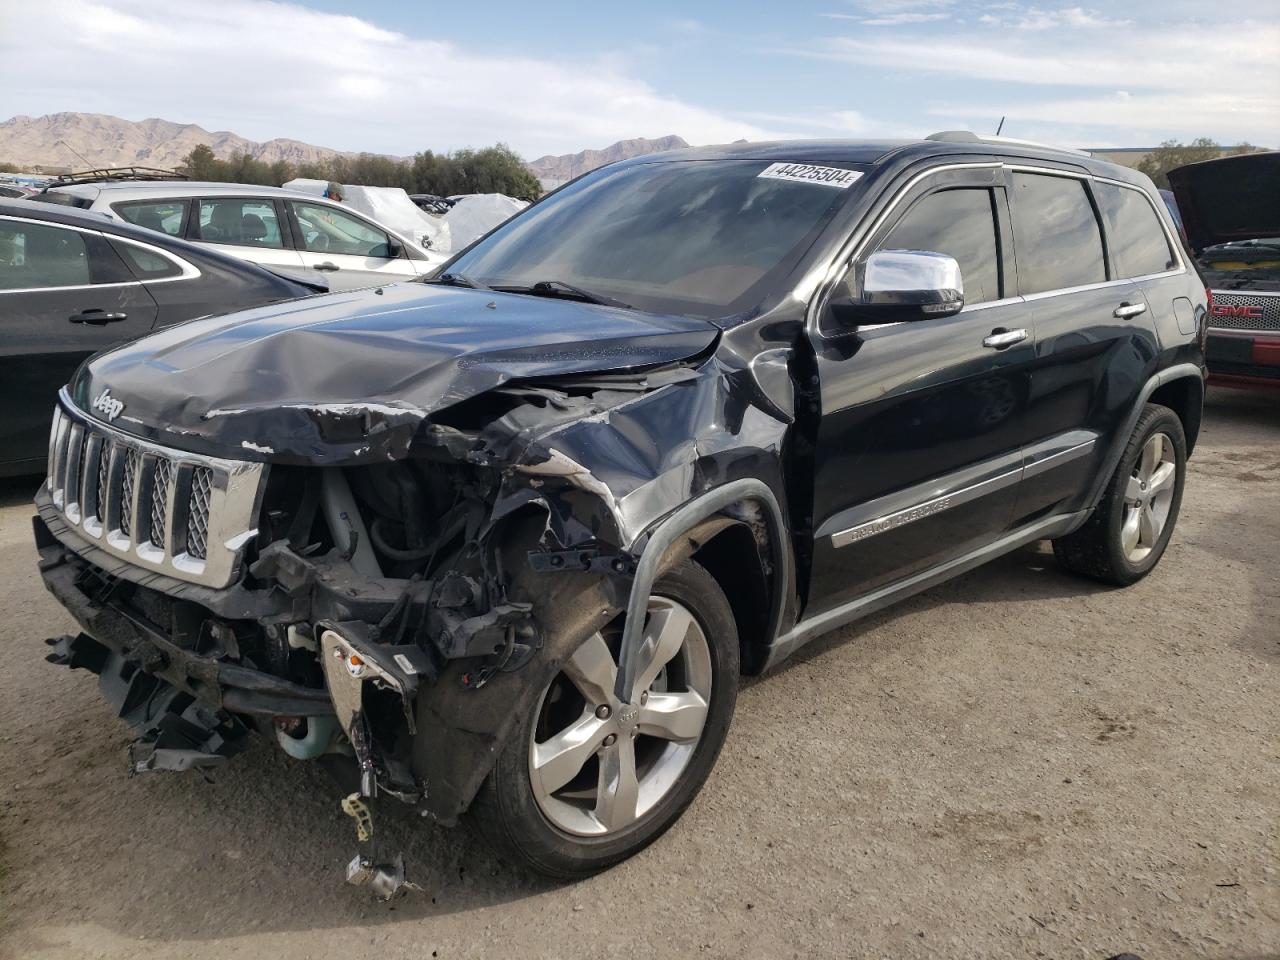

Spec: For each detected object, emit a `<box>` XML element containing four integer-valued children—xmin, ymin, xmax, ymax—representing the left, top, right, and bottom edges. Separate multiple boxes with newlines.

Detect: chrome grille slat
<box><xmin>188</xmin><ymin>466</ymin><xmax>213</xmax><ymax>560</ymax></box>
<box><xmin>119</xmin><ymin>450</ymin><xmax>139</xmax><ymax>538</ymax></box>
<box><xmin>1208</xmin><ymin>291</ymin><xmax>1280</xmax><ymax>332</ymax></box>
<box><xmin>150</xmin><ymin>458</ymin><xmax>173</xmax><ymax>547</ymax></box>
<box><xmin>43</xmin><ymin>393</ymin><xmax>265</xmax><ymax>589</ymax></box>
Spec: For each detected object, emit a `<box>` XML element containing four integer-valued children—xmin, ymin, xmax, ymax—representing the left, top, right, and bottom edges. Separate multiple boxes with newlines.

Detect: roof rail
<box><xmin>925</xmin><ymin>130</ymin><xmax>1089</xmax><ymax>157</ymax></box>
<box><xmin>44</xmin><ymin>166</ymin><xmax>190</xmax><ymax>188</ymax></box>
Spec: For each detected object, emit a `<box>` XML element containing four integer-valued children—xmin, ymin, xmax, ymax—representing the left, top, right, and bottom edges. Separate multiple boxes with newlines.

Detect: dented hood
<box><xmin>70</xmin><ymin>281</ymin><xmax>717</xmax><ymax>463</ymax></box>
<box><xmin>1167</xmin><ymin>151</ymin><xmax>1280</xmax><ymax>253</ymax></box>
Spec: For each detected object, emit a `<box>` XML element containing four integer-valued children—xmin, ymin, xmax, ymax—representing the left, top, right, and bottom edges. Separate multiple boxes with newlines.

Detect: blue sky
<box><xmin>2</xmin><ymin>0</ymin><xmax>1276</xmax><ymax>158</ymax></box>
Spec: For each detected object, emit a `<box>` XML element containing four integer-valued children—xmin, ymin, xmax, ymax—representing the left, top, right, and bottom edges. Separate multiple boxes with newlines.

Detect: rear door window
<box><xmin>0</xmin><ymin>219</ymin><xmax>132</xmax><ymax>289</ymax></box>
<box><xmin>877</xmin><ymin>187</ymin><xmax>1003</xmax><ymax>305</ymax></box>
<box><xmin>1010</xmin><ymin>173</ymin><xmax>1107</xmax><ymax>294</ymax></box>
<box><xmin>115</xmin><ymin>200</ymin><xmax>188</xmax><ymax>237</ymax></box>
<box><xmin>195</xmin><ymin>199</ymin><xmax>285</xmax><ymax>249</ymax></box>
<box><xmin>1093</xmin><ymin>183</ymin><xmax>1177</xmax><ymax>279</ymax></box>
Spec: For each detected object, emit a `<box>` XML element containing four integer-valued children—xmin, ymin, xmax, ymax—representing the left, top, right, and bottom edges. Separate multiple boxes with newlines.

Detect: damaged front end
<box><xmin>36</xmin><ymin>290</ymin><xmax>794</xmax><ymax>893</ymax></box>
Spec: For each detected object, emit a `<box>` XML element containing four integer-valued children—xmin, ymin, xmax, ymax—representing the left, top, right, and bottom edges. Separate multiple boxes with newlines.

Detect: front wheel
<box><xmin>473</xmin><ymin>559</ymin><xmax>739</xmax><ymax>878</ymax></box>
<box><xmin>1052</xmin><ymin>403</ymin><xmax>1187</xmax><ymax>586</ymax></box>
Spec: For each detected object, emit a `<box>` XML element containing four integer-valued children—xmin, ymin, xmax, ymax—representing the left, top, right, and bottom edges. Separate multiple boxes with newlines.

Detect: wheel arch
<box><xmin>1085</xmin><ymin>362</ymin><xmax>1204</xmax><ymax>512</ymax></box>
<box><xmin>1148</xmin><ymin>373</ymin><xmax>1204</xmax><ymax>456</ymax></box>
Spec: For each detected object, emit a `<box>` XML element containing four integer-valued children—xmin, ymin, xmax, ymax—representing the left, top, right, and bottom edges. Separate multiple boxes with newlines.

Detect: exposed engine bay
<box><xmin>35</xmin><ymin>325</ymin><xmax>792</xmax><ymax>895</ymax></box>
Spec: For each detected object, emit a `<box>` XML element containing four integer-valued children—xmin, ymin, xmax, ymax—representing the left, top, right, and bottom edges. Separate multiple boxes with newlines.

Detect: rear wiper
<box><xmin>496</xmin><ymin>279</ymin><xmax>632</xmax><ymax>310</ymax></box>
<box><xmin>424</xmin><ymin>272</ymin><xmax>492</xmax><ymax>291</ymax></box>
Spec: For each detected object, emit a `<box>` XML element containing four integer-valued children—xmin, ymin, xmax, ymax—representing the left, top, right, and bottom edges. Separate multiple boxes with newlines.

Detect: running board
<box><xmin>763</xmin><ymin>510</ymin><xmax>1089</xmax><ymax>670</ymax></box>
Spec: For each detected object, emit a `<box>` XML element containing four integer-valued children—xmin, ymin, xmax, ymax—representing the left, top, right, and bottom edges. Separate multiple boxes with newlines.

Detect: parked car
<box><xmin>1168</xmin><ymin>151</ymin><xmax>1279</xmax><ymax>387</ymax></box>
<box><xmin>34</xmin><ymin>134</ymin><xmax>1205</xmax><ymax>889</ymax></box>
<box><xmin>0</xmin><ymin>199</ymin><xmax>323</xmax><ymax>476</ymax></box>
<box><xmin>30</xmin><ymin>177</ymin><xmax>442</xmax><ymax>291</ymax></box>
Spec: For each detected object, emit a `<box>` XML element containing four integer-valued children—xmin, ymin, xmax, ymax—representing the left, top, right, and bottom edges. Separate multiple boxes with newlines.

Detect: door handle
<box><xmin>1114</xmin><ymin>302</ymin><xmax>1147</xmax><ymax>319</ymax></box>
<box><xmin>69</xmin><ymin>309</ymin><xmax>128</xmax><ymax>325</ymax></box>
<box><xmin>982</xmin><ymin>327</ymin><xmax>1027</xmax><ymax>350</ymax></box>
<box><xmin>314</xmin><ymin>261</ymin><xmax>341</xmax><ymax>271</ymax></box>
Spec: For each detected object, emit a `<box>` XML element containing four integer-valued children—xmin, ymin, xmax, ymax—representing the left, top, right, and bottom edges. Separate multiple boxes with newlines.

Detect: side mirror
<box><xmin>831</xmin><ymin>249</ymin><xmax>964</xmax><ymax>327</ymax></box>
<box><xmin>384</xmin><ymin>236</ymin><xmax>404</xmax><ymax>259</ymax></box>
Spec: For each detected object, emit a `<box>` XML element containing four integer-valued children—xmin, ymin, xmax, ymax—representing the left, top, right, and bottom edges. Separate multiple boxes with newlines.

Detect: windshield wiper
<box><xmin>496</xmin><ymin>279</ymin><xmax>632</xmax><ymax>310</ymax></box>
<box><xmin>424</xmin><ymin>272</ymin><xmax>492</xmax><ymax>291</ymax></box>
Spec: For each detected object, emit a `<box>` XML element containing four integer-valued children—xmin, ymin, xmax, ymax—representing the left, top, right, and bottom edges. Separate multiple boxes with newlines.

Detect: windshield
<box><xmin>444</xmin><ymin>159</ymin><xmax>862</xmax><ymax>319</ymax></box>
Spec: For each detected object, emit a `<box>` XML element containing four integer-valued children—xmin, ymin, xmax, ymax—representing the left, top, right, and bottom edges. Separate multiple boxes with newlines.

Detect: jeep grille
<box><xmin>45</xmin><ymin>393</ymin><xmax>265</xmax><ymax>588</ymax></box>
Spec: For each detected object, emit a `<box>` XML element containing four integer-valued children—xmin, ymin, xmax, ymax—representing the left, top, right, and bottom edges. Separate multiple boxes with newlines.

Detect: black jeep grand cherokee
<box><xmin>34</xmin><ymin>133</ymin><xmax>1206</xmax><ymax>883</ymax></box>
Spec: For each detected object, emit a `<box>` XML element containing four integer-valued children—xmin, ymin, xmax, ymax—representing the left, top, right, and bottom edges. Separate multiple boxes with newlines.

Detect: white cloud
<box><xmin>0</xmin><ymin>0</ymin><xmax>774</xmax><ymax>158</ymax></box>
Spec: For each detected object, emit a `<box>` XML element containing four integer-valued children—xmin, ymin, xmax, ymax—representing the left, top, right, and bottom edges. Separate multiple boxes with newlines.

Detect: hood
<box><xmin>1167</xmin><ymin>151</ymin><xmax>1280</xmax><ymax>253</ymax></box>
<box><xmin>71</xmin><ymin>282</ymin><xmax>718</xmax><ymax>464</ymax></box>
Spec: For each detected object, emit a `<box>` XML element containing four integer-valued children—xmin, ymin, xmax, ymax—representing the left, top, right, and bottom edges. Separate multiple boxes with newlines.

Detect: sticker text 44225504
<box><xmin>757</xmin><ymin>163</ymin><xmax>863</xmax><ymax>188</ymax></box>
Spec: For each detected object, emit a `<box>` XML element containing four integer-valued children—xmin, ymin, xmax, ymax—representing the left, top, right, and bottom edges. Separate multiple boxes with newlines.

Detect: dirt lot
<box><xmin>0</xmin><ymin>387</ymin><xmax>1276</xmax><ymax>960</ymax></box>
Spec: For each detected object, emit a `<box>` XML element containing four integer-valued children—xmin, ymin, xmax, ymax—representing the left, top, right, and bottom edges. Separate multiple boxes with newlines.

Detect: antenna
<box><xmin>55</xmin><ymin>139</ymin><xmax>92</xmax><ymax>167</ymax></box>
<box><xmin>995</xmin><ymin>116</ymin><xmax>1006</xmax><ymax>136</ymax></box>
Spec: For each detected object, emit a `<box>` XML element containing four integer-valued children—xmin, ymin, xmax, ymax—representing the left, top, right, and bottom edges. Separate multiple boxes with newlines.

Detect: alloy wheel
<box><xmin>528</xmin><ymin>596</ymin><xmax>712</xmax><ymax>837</ymax></box>
<box><xmin>1122</xmin><ymin>431</ymin><xmax>1177</xmax><ymax>563</ymax></box>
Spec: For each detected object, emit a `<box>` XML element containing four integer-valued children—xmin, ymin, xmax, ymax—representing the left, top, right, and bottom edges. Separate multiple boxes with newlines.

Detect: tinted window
<box><xmin>116</xmin><ymin>200</ymin><xmax>187</xmax><ymax>237</ymax></box>
<box><xmin>0</xmin><ymin>219</ymin><xmax>91</xmax><ymax>289</ymax></box>
<box><xmin>448</xmin><ymin>159</ymin><xmax>857</xmax><ymax>318</ymax></box>
<box><xmin>112</xmin><ymin>239</ymin><xmax>183</xmax><ymax>280</ymax></box>
<box><xmin>1094</xmin><ymin>183</ymin><xmax>1176</xmax><ymax>279</ymax></box>
<box><xmin>1010</xmin><ymin>173</ymin><xmax>1106</xmax><ymax>294</ymax></box>
<box><xmin>291</xmin><ymin>202</ymin><xmax>391</xmax><ymax>257</ymax></box>
<box><xmin>877</xmin><ymin>188</ymin><xmax>1001</xmax><ymax>304</ymax></box>
<box><xmin>28</xmin><ymin>191</ymin><xmax>93</xmax><ymax>209</ymax></box>
<box><xmin>196</xmin><ymin>199</ymin><xmax>284</xmax><ymax>249</ymax></box>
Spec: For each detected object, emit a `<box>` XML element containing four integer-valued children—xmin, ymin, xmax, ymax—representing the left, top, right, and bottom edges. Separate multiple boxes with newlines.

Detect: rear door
<box><xmin>189</xmin><ymin>197</ymin><xmax>307</xmax><ymax>274</ymax></box>
<box><xmin>805</xmin><ymin>166</ymin><xmax>1035</xmax><ymax>616</ymax></box>
<box><xmin>286</xmin><ymin>199</ymin><xmax>420</xmax><ymax>289</ymax></box>
<box><xmin>0</xmin><ymin>215</ymin><xmax>158</xmax><ymax>472</ymax></box>
<box><xmin>1007</xmin><ymin>169</ymin><xmax>1160</xmax><ymax>524</ymax></box>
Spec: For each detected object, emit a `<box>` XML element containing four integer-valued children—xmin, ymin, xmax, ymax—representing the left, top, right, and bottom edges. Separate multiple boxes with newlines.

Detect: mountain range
<box><xmin>0</xmin><ymin>112</ymin><xmax>687</xmax><ymax>183</ymax></box>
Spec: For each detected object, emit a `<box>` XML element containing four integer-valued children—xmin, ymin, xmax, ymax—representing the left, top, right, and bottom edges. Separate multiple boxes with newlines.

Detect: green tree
<box><xmin>1136</xmin><ymin>138</ymin><xmax>1258</xmax><ymax>190</ymax></box>
<box><xmin>178</xmin><ymin>144</ymin><xmax>221</xmax><ymax>180</ymax></box>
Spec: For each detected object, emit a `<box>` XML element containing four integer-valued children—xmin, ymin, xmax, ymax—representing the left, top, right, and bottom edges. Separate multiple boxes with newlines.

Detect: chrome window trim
<box><xmin>806</xmin><ymin>161</ymin><xmax>1187</xmax><ymax>336</ymax></box>
<box><xmin>0</xmin><ymin>213</ymin><xmax>200</xmax><ymax>294</ymax></box>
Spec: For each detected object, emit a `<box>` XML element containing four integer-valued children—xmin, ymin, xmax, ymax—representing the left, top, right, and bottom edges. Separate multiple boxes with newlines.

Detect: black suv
<box><xmin>33</xmin><ymin>133</ymin><xmax>1206</xmax><ymax>885</ymax></box>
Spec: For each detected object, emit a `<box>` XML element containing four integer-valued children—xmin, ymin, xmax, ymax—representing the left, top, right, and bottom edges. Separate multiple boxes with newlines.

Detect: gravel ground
<box><xmin>0</xmin><ymin>386</ymin><xmax>1276</xmax><ymax>960</ymax></box>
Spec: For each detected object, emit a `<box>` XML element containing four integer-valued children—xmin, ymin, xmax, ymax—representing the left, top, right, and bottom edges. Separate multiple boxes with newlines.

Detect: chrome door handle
<box><xmin>982</xmin><ymin>327</ymin><xmax>1027</xmax><ymax>349</ymax></box>
<box><xmin>1114</xmin><ymin>302</ymin><xmax>1147</xmax><ymax>319</ymax></box>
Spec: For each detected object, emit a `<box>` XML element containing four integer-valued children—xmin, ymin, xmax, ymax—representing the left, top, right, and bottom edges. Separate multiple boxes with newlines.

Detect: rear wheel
<box><xmin>1052</xmin><ymin>403</ymin><xmax>1187</xmax><ymax>586</ymax></box>
<box><xmin>473</xmin><ymin>559</ymin><xmax>738</xmax><ymax>878</ymax></box>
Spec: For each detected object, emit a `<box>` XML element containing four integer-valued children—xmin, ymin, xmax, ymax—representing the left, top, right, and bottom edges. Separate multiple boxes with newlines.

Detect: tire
<box><xmin>1052</xmin><ymin>403</ymin><xmax>1187</xmax><ymax>586</ymax></box>
<box><xmin>472</xmin><ymin>558</ymin><xmax>739</xmax><ymax>879</ymax></box>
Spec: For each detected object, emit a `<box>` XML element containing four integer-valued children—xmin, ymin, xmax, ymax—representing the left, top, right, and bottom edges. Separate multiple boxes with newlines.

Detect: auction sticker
<box><xmin>757</xmin><ymin>162</ymin><xmax>862</xmax><ymax>188</ymax></box>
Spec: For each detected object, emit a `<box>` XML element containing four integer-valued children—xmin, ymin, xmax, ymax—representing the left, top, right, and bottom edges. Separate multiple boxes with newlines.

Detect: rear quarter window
<box><xmin>114</xmin><ymin>200</ymin><xmax>189</xmax><ymax>238</ymax></box>
<box><xmin>1094</xmin><ymin>183</ymin><xmax>1177</xmax><ymax>279</ymax></box>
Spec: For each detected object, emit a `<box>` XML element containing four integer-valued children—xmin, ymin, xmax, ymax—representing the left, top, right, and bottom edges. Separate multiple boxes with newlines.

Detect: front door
<box><xmin>805</xmin><ymin>168</ymin><xmax>1034</xmax><ymax>616</ymax></box>
<box><xmin>0</xmin><ymin>216</ymin><xmax>158</xmax><ymax>472</ymax></box>
<box><xmin>287</xmin><ymin>200</ymin><xmax>420</xmax><ymax>289</ymax></box>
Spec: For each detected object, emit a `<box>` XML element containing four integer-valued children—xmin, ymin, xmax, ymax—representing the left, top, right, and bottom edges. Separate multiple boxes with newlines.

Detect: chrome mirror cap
<box><xmin>857</xmin><ymin>249</ymin><xmax>964</xmax><ymax>317</ymax></box>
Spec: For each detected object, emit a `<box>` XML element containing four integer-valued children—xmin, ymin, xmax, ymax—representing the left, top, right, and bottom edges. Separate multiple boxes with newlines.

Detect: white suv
<box><xmin>31</xmin><ymin>179</ymin><xmax>445</xmax><ymax>290</ymax></box>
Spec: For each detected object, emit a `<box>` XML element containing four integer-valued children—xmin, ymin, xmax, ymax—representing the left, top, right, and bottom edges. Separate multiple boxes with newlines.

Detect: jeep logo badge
<box><xmin>92</xmin><ymin>388</ymin><xmax>124</xmax><ymax>422</ymax></box>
